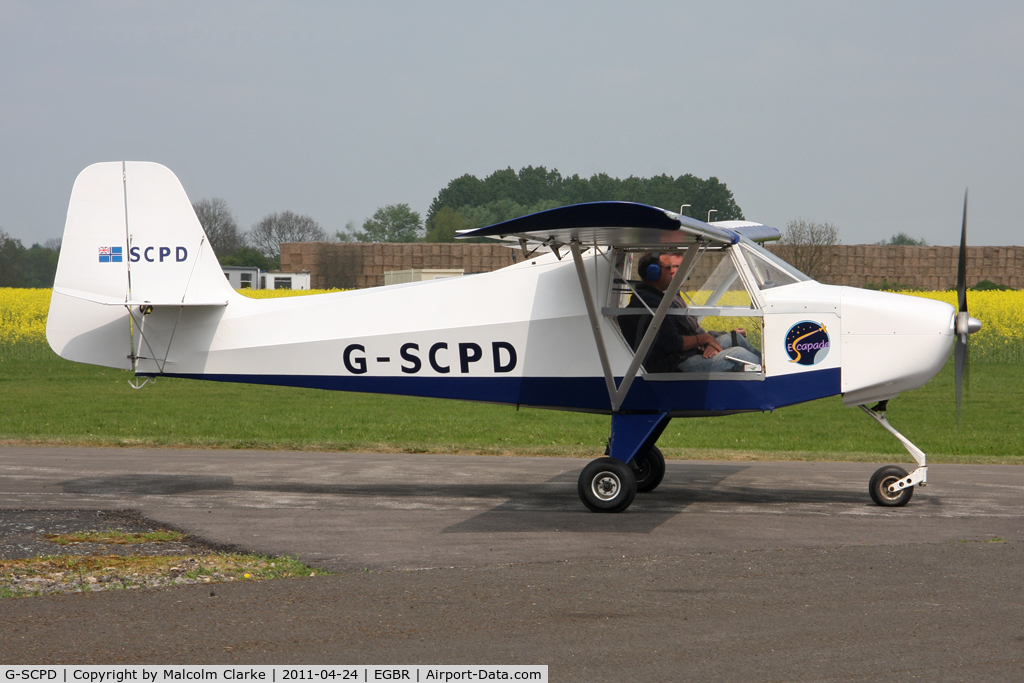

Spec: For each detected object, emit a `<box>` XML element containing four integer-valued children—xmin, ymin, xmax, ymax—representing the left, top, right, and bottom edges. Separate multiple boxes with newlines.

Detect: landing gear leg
<box><xmin>860</xmin><ymin>402</ymin><xmax>927</xmax><ymax>507</ymax></box>
<box><xmin>580</xmin><ymin>412</ymin><xmax>670</xmax><ymax>512</ymax></box>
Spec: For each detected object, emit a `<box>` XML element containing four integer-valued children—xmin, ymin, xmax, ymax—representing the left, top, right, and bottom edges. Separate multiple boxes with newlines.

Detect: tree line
<box><xmin>336</xmin><ymin>167</ymin><xmax>747</xmax><ymax>243</ymax></box>
<box><xmin>422</xmin><ymin>167</ymin><xmax>744</xmax><ymax>242</ymax></box>
<box><xmin>8</xmin><ymin>167</ymin><xmax>935</xmax><ymax>287</ymax></box>
<box><xmin>0</xmin><ymin>232</ymin><xmax>62</xmax><ymax>288</ymax></box>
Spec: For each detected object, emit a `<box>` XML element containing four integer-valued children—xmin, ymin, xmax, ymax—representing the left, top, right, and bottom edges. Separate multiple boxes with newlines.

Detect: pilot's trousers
<box><xmin>678</xmin><ymin>333</ymin><xmax>761</xmax><ymax>373</ymax></box>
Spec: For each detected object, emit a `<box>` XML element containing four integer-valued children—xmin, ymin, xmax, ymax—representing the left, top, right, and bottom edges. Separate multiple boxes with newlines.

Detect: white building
<box><xmin>260</xmin><ymin>271</ymin><xmax>311</xmax><ymax>290</ymax></box>
<box><xmin>221</xmin><ymin>267</ymin><xmax>312</xmax><ymax>290</ymax></box>
<box><xmin>222</xmin><ymin>266</ymin><xmax>260</xmax><ymax>290</ymax></box>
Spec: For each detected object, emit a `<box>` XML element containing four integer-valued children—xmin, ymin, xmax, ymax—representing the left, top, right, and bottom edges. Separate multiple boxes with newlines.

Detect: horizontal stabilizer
<box><xmin>52</xmin><ymin>286</ymin><xmax>229</xmax><ymax>307</ymax></box>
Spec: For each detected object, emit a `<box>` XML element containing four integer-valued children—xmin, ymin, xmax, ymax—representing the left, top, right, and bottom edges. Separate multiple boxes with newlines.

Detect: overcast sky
<box><xmin>1</xmin><ymin>1</ymin><xmax>1021</xmax><ymax>248</ymax></box>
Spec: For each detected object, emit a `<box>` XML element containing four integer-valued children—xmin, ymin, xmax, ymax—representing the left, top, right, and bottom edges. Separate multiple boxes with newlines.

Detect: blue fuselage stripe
<box><xmin>145</xmin><ymin>368</ymin><xmax>842</xmax><ymax>415</ymax></box>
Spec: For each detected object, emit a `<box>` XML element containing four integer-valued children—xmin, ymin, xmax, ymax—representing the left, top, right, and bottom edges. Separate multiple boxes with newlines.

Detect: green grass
<box><xmin>1</xmin><ymin>343</ymin><xmax>1021</xmax><ymax>461</ymax></box>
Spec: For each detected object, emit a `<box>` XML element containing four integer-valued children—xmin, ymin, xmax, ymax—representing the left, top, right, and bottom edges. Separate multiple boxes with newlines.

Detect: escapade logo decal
<box><xmin>785</xmin><ymin>321</ymin><xmax>830</xmax><ymax>365</ymax></box>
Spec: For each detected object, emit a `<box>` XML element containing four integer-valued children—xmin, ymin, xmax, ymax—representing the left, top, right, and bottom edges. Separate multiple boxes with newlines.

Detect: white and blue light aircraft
<box><xmin>47</xmin><ymin>162</ymin><xmax>981</xmax><ymax>512</ymax></box>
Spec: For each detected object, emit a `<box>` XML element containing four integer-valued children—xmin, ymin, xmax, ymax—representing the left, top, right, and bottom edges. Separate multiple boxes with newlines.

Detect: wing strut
<box><xmin>570</xmin><ymin>241</ymin><xmax>617</xmax><ymax>403</ymax></box>
<box><xmin>569</xmin><ymin>240</ymin><xmax>698</xmax><ymax>412</ymax></box>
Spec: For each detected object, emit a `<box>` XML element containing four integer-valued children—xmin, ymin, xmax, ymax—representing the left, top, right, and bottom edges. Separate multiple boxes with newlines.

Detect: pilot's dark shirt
<box><xmin>619</xmin><ymin>282</ymin><xmax>703</xmax><ymax>373</ymax></box>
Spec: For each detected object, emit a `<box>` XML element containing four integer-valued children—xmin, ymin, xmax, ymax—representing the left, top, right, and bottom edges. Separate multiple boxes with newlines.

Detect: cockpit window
<box><xmin>741</xmin><ymin>243</ymin><xmax>809</xmax><ymax>289</ymax></box>
<box><xmin>682</xmin><ymin>249</ymin><xmax>752</xmax><ymax>309</ymax></box>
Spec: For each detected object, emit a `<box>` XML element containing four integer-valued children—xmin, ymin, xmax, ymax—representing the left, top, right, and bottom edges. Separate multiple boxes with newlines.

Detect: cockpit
<box><xmin>603</xmin><ymin>238</ymin><xmax>809</xmax><ymax>380</ymax></box>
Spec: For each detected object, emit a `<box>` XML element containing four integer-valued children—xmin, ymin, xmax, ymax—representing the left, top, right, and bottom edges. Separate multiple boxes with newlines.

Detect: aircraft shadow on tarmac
<box><xmin>445</xmin><ymin>464</ymin><xmax>873</xmax><ymax>533</ymax></box>
<box><xmin>58</xmin><ymin>463</ymin><xmax>872</xmax><ymax>534</ymax></box>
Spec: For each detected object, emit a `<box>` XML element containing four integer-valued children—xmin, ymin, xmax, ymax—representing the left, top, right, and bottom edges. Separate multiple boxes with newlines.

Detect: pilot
<box><xmin>621</xmin><ymin>251</ymin><xmax>761</xmax><ymax>373</ymax></box>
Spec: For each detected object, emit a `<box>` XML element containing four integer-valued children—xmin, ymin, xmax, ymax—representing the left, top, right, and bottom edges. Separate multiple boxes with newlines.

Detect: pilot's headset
<box><xmin>639</xmin><ymin>253</ymin><xmax>663</xmax><ymax>282</ymax></box>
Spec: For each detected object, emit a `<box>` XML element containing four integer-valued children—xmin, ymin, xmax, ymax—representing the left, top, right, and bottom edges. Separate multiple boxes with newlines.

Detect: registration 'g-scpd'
<box><xmin>130</xmin><ymin>246</ymin><xmax>188</xmax><ymax>263</ymax></box>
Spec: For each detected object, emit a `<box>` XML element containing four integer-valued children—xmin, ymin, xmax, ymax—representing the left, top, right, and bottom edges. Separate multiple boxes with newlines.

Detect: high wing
<box><xmin>456</xmin><ymin>201</ymin><xmax>781</xmax><ymax>248</ymax></box>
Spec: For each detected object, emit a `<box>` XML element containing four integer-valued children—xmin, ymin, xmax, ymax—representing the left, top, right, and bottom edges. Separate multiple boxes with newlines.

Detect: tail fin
<box><xmin>48</xmin><ymin>161</ymin><xmax>235</xmax><ymax>368</ymax></box>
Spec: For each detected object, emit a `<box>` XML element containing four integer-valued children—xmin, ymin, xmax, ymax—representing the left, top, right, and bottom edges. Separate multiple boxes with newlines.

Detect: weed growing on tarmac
<box><xmin>43</xmin><ymin>530</ymin><xmax>187</xmax><ymax>545</ymax></box>
<box><xmin>0</xmin><ymin>554</ymin><xmax>322</xmax><ymax>598</ymax></box>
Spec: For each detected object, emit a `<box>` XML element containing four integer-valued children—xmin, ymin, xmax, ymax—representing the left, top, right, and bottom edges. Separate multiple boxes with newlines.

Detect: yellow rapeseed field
<box><xmin>0</xmin><ymin>288</ymin><xmax>50</xmax><ymax>345</ymax></box>
<box><xmin>236</xmin><ymin>288</ymin><xmax>345</xmax><ymax>299</ymax></box>
<box><xmin>904</xmin><ymin>290</ymin><xmax>1024</xmax><ymax>363</ymax></box>
<box><xmin>3</xmin><ymin>287</ymin><xmax>1022</xmax><ymax>362</ymax></box>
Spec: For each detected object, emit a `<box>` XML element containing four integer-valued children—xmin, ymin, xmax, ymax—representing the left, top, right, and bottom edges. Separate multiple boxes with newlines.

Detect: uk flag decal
<box><xmin>98</xmin><ymin>246</ymin><xmax>122</xmax><ymax>263</ymax></box>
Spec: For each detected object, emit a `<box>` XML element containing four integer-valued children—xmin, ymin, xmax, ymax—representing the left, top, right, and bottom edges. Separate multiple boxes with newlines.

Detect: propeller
<box><xmin>954</xmin><ymin>189</ymin><xmax>982</xmax><ymax>422</ymax></box>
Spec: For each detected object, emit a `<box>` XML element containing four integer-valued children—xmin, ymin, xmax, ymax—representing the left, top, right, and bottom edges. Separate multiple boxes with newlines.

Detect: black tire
<box><xmin>869</xmin><ymin>465</ymin><xmax>914</xmax><ymax>507</ymax></box>
<box><xmin>634</xmin><ymin>445</ymin><xmax>666</xmax><ymax>493</ymax></box>
<box><xmin>578</xmin><ymin>457</ymin><xmax>637</xmax><ymax>513</ymax></box>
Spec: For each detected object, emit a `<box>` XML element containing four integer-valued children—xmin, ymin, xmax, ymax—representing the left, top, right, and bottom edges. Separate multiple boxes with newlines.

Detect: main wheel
<box><xmin>869</xmin><ymin>465</ymin><xmax>914</xmax><ymax>507</ymax></box>
<box><xmin>578</xmin><ymin>457</ymin><xmax>637</xmax><ymax>513</ymax></box>
<box><xmin>634</xmin><ymin>445</ymin><xmax>666</xmax><ymax>493</ymax></box>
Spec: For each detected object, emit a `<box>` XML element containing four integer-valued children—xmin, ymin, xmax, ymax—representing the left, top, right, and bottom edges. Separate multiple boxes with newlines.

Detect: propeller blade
<box><xmin>957</xmin><ymin>189</ymin><xmax>969</xmax><ymax>314</ymax></box>
<box><xmin>954</xmin><ymin>188</ymin><xmax>970</xmax><ymax>424</ymax></box>
<box><xmin>955</xmin><ymin>338</ymin><xmax>965</xmax><ymax>423</ymax></box>
<box><xmin>965</xmin><ymin>338</ymin><xmax>970</xmax><ymax>397</ymax></box>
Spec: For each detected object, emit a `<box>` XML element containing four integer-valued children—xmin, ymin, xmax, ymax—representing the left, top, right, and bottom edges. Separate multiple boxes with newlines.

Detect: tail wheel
<box><xmin>634</xmin><ymin>445</ymin><xmax>666</xmax><ymax>493</ymax></box>
<box><xmin>869</xmin><ymin>465</ymin><xmax>914</xmax><ymax>507</ymax></box>
<box><xmin>578</xmin><ymin>457</ymin><xmax>637</xmax><ymax>513</ymax></box>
